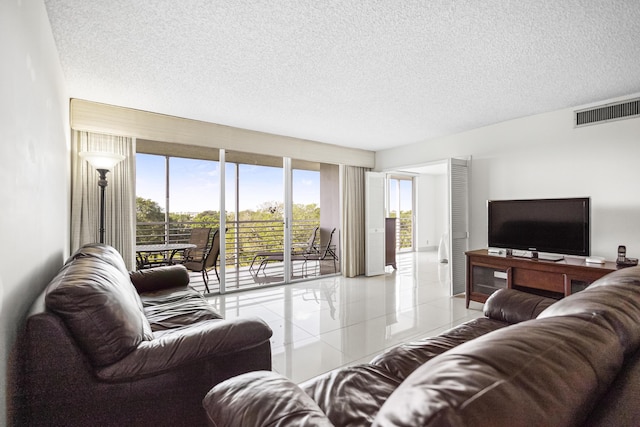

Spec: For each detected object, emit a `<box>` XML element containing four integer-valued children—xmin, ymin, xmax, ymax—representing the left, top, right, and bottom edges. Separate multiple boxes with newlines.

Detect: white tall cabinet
<box><xmin>365</xmin><ymin>171</ymin><xmax>386</xmax><ymax>276</ymax></box>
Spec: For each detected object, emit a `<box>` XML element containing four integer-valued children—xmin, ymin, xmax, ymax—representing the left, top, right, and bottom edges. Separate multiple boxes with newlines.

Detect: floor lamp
<box><xmin>79</xmin><ymin>151</ymin><xmax>126</xmax><ymax>244</ymax></box>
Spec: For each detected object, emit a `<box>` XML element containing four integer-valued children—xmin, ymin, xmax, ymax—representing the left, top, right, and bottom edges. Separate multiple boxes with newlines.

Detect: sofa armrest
<box><xmin>96</xmin><ymin>316</ymin><xmax>272</xmax><ymax>381</ymax></box>
<box><xmin>484</xmin><ymin>288</ymin><xmax>556</xmax><ymax>324</ymax></box>
<box><xmin>203</xmin><ymin>371</ymin><xmax>333</xmax><ymax>427</ymax></box>
<box><xmin>129</xmin><ymin>264</ymin><xmax>190</xmax><ymax>293</ymax></box>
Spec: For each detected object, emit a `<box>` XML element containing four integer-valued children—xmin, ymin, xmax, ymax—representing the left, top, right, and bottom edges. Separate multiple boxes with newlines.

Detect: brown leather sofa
<box><xmin>203</xmin><ymin>266</ymin><xmax>640</xmax><ymax>427</ymax></box>
<box><xmin>18</xmin><ymin>243</ymin><xmax>272</xmax><ymax>426</ymax></box>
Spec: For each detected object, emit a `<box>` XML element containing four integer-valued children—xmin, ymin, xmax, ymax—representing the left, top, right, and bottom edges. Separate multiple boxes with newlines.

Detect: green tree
<box><xmin>192</xmin><ymin>210</ymin><xmax>221</xmax><ymax>224</ymax></box>
<box><xmin>136</xmin><ymin>197</ymin><xmax>164</xmax><ymax>222</ymax></box>
<box><xmin>293</xmin><ymin>203</ymin><xmax>320</xmax><ymax>220</ymax></box>
<box><xmin>135</xmin><ymin>199</ymin><xmax>323</xmax><ymax>263</ymax></box>
<box><xmin>169</xmin><ymin>212</ymin><xmax>194</xmax><ymax>223</ymax></box>
<box><xmin>136</xmin><ymin>197</ymin><xmax>165</xmax><ymax>243</ymax></box>
<box><xmin>399</xmin><ymin>210</ymin><xmax>413</xmax><ymax>249</ymax></box>
<box><xmin>254</xmin><ymin>201</ymin><xmax>283</xmax><ymax>217</ymax></box>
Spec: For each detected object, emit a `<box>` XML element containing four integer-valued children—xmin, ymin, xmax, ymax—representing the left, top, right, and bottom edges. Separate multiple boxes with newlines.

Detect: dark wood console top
<box><xmin>466</xmin><ymin>249</ymin><xmax>619</xmax><ymax>274</ymax></box>
<box><xmin>465</xmin><ymin>249</ymin><xmax>620</xmax><ymax>307</ymax></box>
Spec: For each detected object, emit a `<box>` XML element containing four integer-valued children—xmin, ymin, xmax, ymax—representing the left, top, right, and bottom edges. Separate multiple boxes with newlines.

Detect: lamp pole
<box><xmin>97</xmin><ymin>168</ymin><xmax>109</xmax><ymax>244</ymax></box>
<box><xmin>79</xmin><ymin>151</ymin><xmax>126</xmax><ymax>245</ymax></box>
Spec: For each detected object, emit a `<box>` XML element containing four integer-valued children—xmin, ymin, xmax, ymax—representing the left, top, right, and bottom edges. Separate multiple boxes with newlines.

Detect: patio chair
<box><xmin>178</xmin><ymin>227</ymin><xmax>212</xmax><ymax>264</ymax></box>
<box><xmin>249</xmin><ymin>226</ymin><xmax>319</xmax><ymax>276</ymax></box>
<box><xmin>300</xmin><ymin>228</ymin><xmax>338</xmax><ymax>276</ymax></box>
<box><xmin>184</xmin><ymin>228</ymin><xmax>221</xmax><ymax>293</ymax></box>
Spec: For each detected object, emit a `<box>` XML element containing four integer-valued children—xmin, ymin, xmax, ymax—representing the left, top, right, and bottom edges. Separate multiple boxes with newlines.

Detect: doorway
<box><xmin>384</xmin><ymin>158</ymin><xmax>470</xmax><ymax>296</ymax></box>
<box><xmin>387</xmin><ymin>175</ymin><xmax>414</xmax><ymax>252</ymax></box>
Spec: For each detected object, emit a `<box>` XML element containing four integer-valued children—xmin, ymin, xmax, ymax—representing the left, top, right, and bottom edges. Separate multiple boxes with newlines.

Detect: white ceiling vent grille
<box><xmin>575</xmin><ymin>98</ymin><xmax>640</xmax><ymax>127</ymax></box>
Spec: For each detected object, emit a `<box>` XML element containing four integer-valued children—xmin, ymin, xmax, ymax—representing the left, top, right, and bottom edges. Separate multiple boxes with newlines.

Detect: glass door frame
<box><xmin>219</xmin><ymin>153</ymin><xmax>332</xmax><ymax>294</ymax></box>
<box><xmin>386</xmin><ymin>174</ymin><xmax>416</xmax><ymax>253</ymax></box>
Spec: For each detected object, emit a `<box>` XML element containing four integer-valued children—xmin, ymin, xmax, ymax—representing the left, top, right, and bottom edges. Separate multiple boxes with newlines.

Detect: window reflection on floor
<box><xmin>206</xmin><ymin>251</ymin><xmax>481</xmax><ymax>383</ymax></box>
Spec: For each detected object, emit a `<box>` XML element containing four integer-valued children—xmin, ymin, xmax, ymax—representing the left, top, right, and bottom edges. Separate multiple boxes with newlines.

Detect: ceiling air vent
<box><xmin>575</xmin><ymin>98</ymin><xmax>640</xmax><ymax>127</ymax></box>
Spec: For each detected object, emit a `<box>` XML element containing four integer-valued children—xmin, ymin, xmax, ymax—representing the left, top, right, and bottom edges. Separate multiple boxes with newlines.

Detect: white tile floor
<box><xmin>206</xmin><ymin>250</ymin><xmax>484</xmax><ymax>383</ymax></box>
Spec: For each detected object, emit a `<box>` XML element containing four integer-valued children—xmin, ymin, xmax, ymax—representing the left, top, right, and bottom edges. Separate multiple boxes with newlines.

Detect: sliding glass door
<box><xmin>136</xmin><ymin>149</ymin><xmax>340</xmax><ymax>294</ymax></box>
<box><xmin>388</xmin><ymin>176</ymin><xmax>414</xmax><ymax>252</ymax></box>
<box><xmin>135</xmin><ymin>154</ymin><xmax>221</xmax><ymax>242</ymax></box>
<box><xmin>289</xmin><ymin>160</ymin><xmax>341</xmax><ymax>280</ymax></box>
<box><xmin>224</xmin><ymin>151</ymin><xmax>284</xmax><ymax>290</ymax></box>
<box><xmin>290</xmin><ymin>162</ymin><xmax>319</xmax><ymax>279</ymax></box>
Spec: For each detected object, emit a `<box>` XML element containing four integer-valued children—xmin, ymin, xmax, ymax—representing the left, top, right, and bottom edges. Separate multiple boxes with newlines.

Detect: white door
<box><xmin>365</xmin><ymin>171</ymin><xmax>386</xmax><ymax>276</ymax></box>
<box><xmin>449</xmin><ymin>158</ymin><xmax>470</xmax><ymax>295</ymax></box>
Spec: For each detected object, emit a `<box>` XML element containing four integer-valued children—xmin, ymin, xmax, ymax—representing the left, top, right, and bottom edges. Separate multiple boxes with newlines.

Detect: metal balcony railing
<box><xmin>396</xmin><ymin>217</ymin><xmax>413</xmax><ymax>251</ymax></box>
<box><xmin>136</xmin><ymin>219</ymin><xmax>320</xmax><ymax>269</ymax></box>
<box><xmin>396</xmin><ymin>218</ymin><xmax>413</xmax><ymax>250</ymax></box>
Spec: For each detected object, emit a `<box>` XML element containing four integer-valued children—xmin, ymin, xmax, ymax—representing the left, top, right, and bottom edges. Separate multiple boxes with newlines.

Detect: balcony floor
<box><xmin>187</xmin><ymin>258</ymin><xmax>339</xmax><ymax>294</ymax></box>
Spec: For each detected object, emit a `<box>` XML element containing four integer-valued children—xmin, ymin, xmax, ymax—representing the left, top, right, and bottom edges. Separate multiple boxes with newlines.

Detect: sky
<box><xmin>136</xmin><ymin>154</ymin><xmax>321</xmax><ymax>213</ymax></box>
<box><xmin>388</xmin><ymin>178</ymin><xmax>413</xmax><ymax>214</ymax></box>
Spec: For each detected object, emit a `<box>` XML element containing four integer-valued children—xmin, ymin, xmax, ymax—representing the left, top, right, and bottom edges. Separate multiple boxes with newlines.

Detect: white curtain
<box><xmin>71</xmin><ymin>131</ymin><xmax>136</xmax><ymax>269</ymax></box>
<box><xmin>341</xmin><ymin>165</ymin><xmax>368</xmax><ymax>277</ymax></box>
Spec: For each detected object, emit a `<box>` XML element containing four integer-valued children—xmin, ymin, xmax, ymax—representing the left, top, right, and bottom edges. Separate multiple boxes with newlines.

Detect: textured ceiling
<box><xmin>44</xmin><ymin>0</ymin><xmax>640</xmax><ymax>151</ymax></box>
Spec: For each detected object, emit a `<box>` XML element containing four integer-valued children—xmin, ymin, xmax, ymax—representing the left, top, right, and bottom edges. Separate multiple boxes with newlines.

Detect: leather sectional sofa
<box><xmin>203</xmin><ymin>266</ymin><xmax>640</xmax><ymax>427</ymax></box>
<box><xmin>17</xmin><ymin>243</ymin><xmax>273</xmax><ymax>426</ymax></box>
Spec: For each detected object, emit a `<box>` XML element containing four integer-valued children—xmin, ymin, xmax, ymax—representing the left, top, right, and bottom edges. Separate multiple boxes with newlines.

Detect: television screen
<box><xmin>488</xmin><ymin>197</ymin><xmax>590</xmax><ymax>256</ymax></box>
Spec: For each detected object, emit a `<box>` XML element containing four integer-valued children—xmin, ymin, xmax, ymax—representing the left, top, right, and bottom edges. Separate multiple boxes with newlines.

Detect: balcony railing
<box><xmin>386</xmin><ymin>217</ymin><xmax>412</xmax><ymax>251</ymax></box>
<box><xmin>397</xmin><ymin>217</ymin><xmax>413</xmax><ymax>251</ymax></box>
<box><xmin>136</xmin><ymin>219</ymin><xmax>320</xmax><ymax>269</ymax></box>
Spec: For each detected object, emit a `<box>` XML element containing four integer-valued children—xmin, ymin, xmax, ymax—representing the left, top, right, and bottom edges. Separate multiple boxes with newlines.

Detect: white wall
<box><xmin>0</xmin><ymin>1</ymin><xmax>69</xmax><ymax>424</ymax></box>
<box><xmin>415</xmin><ymin>173</ymin><xmax>448</xmax><ymax>251</ymax></box>
<box><xmin>435</xmin><ymin>174</ymin><xmax>448</xmax><ymax>253</ymax></box>
<box><xmin>376</xmin><ymin>100</ymin><xmax>640</xmax><ymax>260</ymax></box>
<box><xmin>415</xmin><ymin>174</ymin><xmax>434</xmax><ymax>250</ymax></box>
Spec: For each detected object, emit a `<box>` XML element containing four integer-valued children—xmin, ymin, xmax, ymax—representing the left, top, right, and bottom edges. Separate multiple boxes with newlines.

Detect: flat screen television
<box><xmin>488</xmin><ymin>197</ymin><xmax>590</xmax><ymax>257</ymax></box>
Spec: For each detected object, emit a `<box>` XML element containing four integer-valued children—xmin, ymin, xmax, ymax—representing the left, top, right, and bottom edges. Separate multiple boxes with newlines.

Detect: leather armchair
<box><xmin>18</xmin><ymin>244</ymin><xmax>272</xmax><ymax>426</ymax></box>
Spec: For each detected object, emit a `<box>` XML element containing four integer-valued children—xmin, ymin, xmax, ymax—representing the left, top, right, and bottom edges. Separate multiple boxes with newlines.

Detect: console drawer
<box><xmin>512</xmin><ymin>269</ymin><xmax>564</xmax><ymax>293</ymax></box>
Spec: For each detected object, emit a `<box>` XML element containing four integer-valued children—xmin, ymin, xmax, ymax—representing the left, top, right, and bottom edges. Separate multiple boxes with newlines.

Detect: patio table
<box><xmin>135</xmin><ymin>243</ymin><xmax>196</xmax><ymax>270</ymax></box>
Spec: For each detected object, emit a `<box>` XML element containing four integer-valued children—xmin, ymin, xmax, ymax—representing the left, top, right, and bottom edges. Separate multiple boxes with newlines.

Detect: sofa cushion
<box><xmin>585</xmin><ymin>346</ymin><xmax>640</xmax><ymax>427</ymax></box>
<box><xmin>370</xmin><ymin>317</ymin><xmax>508</xmax><ymax>381</ymax></box>
<box><xmin>373</xmin><ymin>309</ymin><xmax>637</xmax><ymax>427</ymax></box>
<box><xmin>368</xmin><ymin>290</ymin><xmax>555</xmax><ymax>382</ymax></box>
<box><xmin>67</xmin><ymin>244</ymin><xmax>150</xmax><ymax>325</ymax></box>
<box><xmin>70</xmin><ymin>243</ymin><xmax>132</xmax><ymax>277</ymax></box>
<box><xmin>203</xmin><ymin>371</ymin><xmax>332</xmax><ymax>427</ymax></box>
<box><xmin>484</xmin><ymin>288</ymin><xmax>557</xmax><ymax>323</ymax></box>
<box><xmin>141</xmin><ymin>287</ymin><xmax>222</xmax><ymax>332</ymax></box>
<box><xmin>538</xmin><ymin>266</ymin><xmax>640</xmax><ymax>357</ymax></box>
<box><xmin>130</xmin><ymin>264</ymin><xmax>190</xmax><ymax>293</ymax></box>
<box><xmin>301</xmin><ymin>364</ymin><xmax>402</xmax><ymax>426</ymax></box>
<box><xmin>45</xmin><ymin>245</ymin><xmax>152</xmax><ymax>367</ymax></box>
<box><xmin>95</xmin><ymin>316</ymin><xmax>273</xmax><ymax>381</ymax></box>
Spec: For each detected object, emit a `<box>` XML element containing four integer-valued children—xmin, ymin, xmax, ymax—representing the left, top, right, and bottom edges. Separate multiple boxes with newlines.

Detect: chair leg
<box><xmin>257</xmin><ymin>259</ymin><xmax>269</xmax><ymax>276</ymax></box>
<box><xmin>202</xmin><ymin>270</ymin><xmax>210</xmax><ymax>293</ymax></box>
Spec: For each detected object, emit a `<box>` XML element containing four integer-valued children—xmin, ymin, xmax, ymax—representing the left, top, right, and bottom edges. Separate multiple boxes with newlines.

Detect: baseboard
<box><xmin>417</xmin><ymin>246</ymin><xmax>438</xmax><ymax>252</ymax></box>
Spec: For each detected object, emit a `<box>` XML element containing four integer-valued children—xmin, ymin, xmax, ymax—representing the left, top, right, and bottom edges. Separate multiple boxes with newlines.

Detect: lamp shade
<box><xmin>79</xmin><ymin>151</ymin><xmax>126</xmax><ymax>170</ymax></box>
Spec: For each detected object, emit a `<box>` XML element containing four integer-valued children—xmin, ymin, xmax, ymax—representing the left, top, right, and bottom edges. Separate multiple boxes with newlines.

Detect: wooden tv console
<box><xmin>465</xmin><ymin>249</ymin><xmax>619</xmax><ymax>308</ymax></box>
